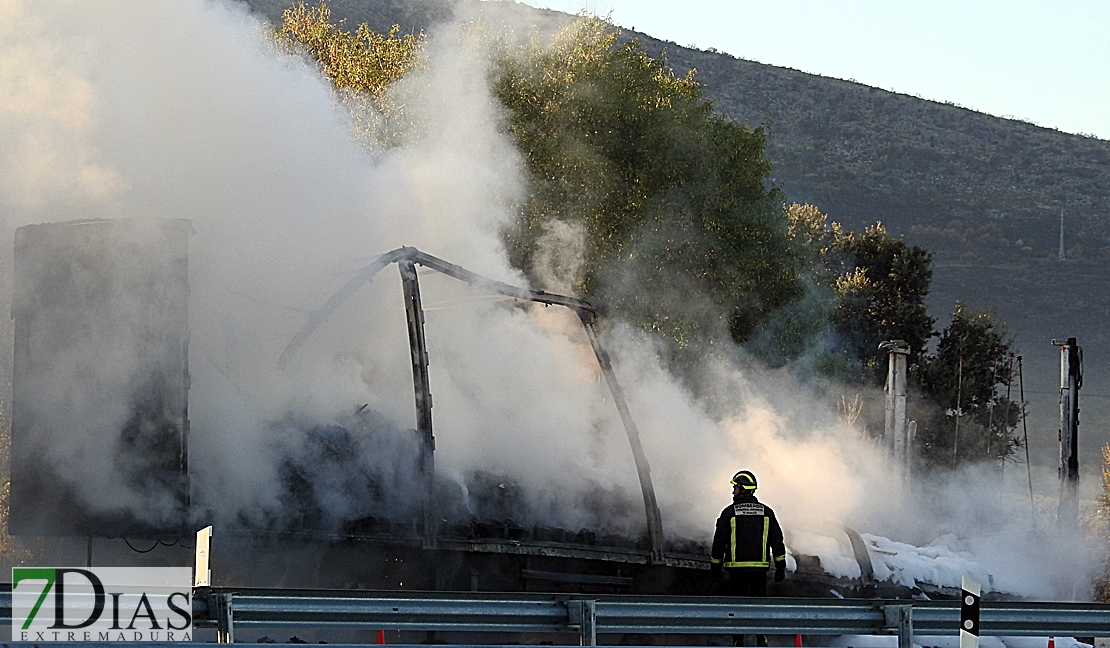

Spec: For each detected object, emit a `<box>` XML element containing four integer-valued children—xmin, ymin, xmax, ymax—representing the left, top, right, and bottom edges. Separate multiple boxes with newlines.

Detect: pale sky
<box><xmin>513</xmin><ymin>0</ymin><xmax>1110</xmax><ymax>141</ymax></box>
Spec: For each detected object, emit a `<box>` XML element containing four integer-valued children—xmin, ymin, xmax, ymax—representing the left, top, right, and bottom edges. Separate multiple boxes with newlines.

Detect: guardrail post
<box><xmin>884</xmin><ymin>604</ymin><xmax>912</xmax><ymax>648</ymax></box>
<box><xmin>567</xmin><ymin>600</ymin><xmax>597</xmax><ymax>646</ymax></box>
<box><xmin>216</xmin><ymin>592</ymin><xmax>235</xmax><ymax>644</ymax></box>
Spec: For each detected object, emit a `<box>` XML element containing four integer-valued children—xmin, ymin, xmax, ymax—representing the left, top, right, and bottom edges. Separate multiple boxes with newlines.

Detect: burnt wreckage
<box><xmin>9</xmin><ymin>220</ymin><xmax>932</xmax><ymax>598</ymax></box>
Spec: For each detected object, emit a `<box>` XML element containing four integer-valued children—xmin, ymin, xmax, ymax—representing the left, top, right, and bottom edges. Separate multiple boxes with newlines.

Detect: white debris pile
<box><xmin>787</xmin><ymin>529</ymin><xmax>994</xmax><ymax>592</ymax></box>
<box><xmin>789</xmin><ymin>530</ymin><xmax>862</xmax><ymax>579</ymax></box>
<box><xmin>863</xmin><ymin>533</ymin><xmax>993</xmax><ymax>591</ymax></box>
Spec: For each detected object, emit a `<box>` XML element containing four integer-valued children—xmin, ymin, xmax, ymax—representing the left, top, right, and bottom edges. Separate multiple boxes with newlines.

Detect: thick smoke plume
<box><xmin>0</xmin><ymin>0</ymin><xmax>1099</xmax><ymax>599</ymax></box>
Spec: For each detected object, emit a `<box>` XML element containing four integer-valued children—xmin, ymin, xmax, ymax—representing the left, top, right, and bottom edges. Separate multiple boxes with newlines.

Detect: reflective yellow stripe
<box><xmin>710</xmin><ymin>558</ymin><xmax>721</xmax><ymax>564</ymax></box>
<box><xmin>730</xmin><ymin>517</ymin><xmax>737</xmax><ymax>564</ymax></box>
<box><xmin>774</xmin><ymin>554</ymin><xmax>786</xmax><ymax>562</ymax></box>
<box><xmin>723</xmin><ymin>561</ymin><xmax>769</xmax><ymax>568</ymax></box>
<box><xmin>761</xmin><ymin>517</ymin><xmax>769</xmax><ymax>564</ymax></box>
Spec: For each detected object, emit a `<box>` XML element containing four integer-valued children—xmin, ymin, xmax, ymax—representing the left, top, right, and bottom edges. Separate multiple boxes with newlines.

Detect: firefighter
<box><xmin>712</xmin><ymin>471</ymin><xmax>788</xmax><ymax>621</ymax></box>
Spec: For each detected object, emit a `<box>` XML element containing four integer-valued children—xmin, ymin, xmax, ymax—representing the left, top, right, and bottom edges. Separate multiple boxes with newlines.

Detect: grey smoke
<box><xmin>0</xmin><ymin>0</ymin><xmax>1099</xmax><ymax>599</ymax></box>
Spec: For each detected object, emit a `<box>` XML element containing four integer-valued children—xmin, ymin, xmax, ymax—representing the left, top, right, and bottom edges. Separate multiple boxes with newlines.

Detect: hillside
<box><xmin>644</xmin><ymin>37</ymin><xmax>1110</xmax><ymax>470</ymax></box>
<box><xmin>241</xmin><ymin>0</ymin><xmax>1110</xmax><ymax>471</ymax></box>
<box><xmin>675</xmin><ymin>50</ymin><xmax>1110</xmax><ymax>252</ymax></box>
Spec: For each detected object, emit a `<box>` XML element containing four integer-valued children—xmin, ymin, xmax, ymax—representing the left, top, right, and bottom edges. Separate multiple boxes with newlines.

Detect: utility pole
<box><xmin>953</xmin><ymin>356</ymin><xmax>964</xmax><ymax>461</ymax></box>
<box><xmin>880</xmin><ymin>340</ymin><xmax>913</xmax><ymax>482</ymax></box>
<box><xmin>1059</xmin><ymin>211</ymin><xmax>1066</xmax><ymax>261</ymax></box>
<box><xmin>1052</xmin><ymin>337</ymin><xmax>1081</xmax><ymax>528</ymax></box>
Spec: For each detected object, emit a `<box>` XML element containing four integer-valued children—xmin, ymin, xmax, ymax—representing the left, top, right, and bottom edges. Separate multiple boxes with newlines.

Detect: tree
<box><xmin>914</xmin><ymin>303</ymin><xmax>1022</xmax><ymax>467</ymax></box>
<box><xmin>824</xmin><ymin>222</ymin><xmax>935</xmax><ymax>383</ymax></box>
<box><xmin>493</xmin><ymin>18</ymin><xmax>809</xmax><ymax>356</ymax></box>
<box><xmin>783</xmin><ymin>206</ymin><xmax>1025</xmax><ymax>470</ymax></box>
<box><xmin>278</xmin><ymin>2</ymin><xmax>421</xmax><ymax>95</ymax></box>
<box><xmin>781</xmin><ymin>205</ymin><xmax>935</xmax><ymax>382</ymax></box>
<box><xmin>280</xmin><ymin>7</ymin><xmax>813</xmax><ymax>360</ymax></box>
<box><xmin>1096</xmin><ymin>444</ymin><xmax>1110</xmax><ymax>602</ymax></box>
<box><xmin>277</xmin><ymin>1</ymin><xmax>423</xmax><ymax>145</ymax></box>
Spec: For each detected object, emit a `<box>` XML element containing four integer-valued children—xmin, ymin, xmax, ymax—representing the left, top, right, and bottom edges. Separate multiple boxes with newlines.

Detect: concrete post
<box><xmin>1052</xmin><ymin>337</ymin><xmax>1081</xmax><ymax>528</ymax></box>
<box><xmin>880</xmin><ymin>340</ymin><xmax>911</xmax><ymax>480</ymax></box>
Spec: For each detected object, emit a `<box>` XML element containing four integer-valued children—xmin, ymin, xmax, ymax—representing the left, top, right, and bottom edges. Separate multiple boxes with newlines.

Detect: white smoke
<box><xmin>0</xmin><ymin>0</ymin><xmax>1099</xmax><ymax>600</ymax></box>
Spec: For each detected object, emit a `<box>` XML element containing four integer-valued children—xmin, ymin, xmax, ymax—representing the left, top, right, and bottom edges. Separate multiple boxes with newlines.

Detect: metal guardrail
<box><xmin>182</xmin><ymin>589</ymin><xmax>1110</xmax><ymax>647</ymax></box>
<box><xmin>5</xmin><ymin>588</ymin><xmax>1110</xmax><ymax>646</ymax></box>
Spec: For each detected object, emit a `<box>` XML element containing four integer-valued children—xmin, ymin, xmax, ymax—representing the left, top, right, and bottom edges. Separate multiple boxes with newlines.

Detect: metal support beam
<box><xmin>278</xmin><ymin>247</ymin><xmax>411</xmax><ymax>370</ymax></box>
<box><xmin>884</xmin><ymin>604</ymin><xmax>913</xmax><ymax>648</ymax></box>
<box><xmin>399</xmin><ymin>260</ymin><xmax>437</xmax><ymax>548</ymax></box>
<box><xmin>279</xmin><ymin>247</ymin><xmax>596</xmax><ymax>371</ymax></box>
<box><xmin>842</xmin><ymin>526</ymin><xmax>875</xmax><ymax>585</ymax></box>
<box><xmin>567</xmin><ymin>600</ymin><xmax>597</xmax><ymax>646</ymax></box>
<box><xmin>579</xmin><ymin>312</ymin><xmax>666</xmax><ymax>564</ymax></box>
<box><xmin>215</xmin><ymin>592</ymin><xmax>234</xmax><ymax>644</ymax></box>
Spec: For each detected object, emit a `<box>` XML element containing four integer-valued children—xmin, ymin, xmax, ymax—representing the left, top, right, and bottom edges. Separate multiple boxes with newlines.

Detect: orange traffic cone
<box><xmin>1048</xmin><ymin>638</ymin><xmax>1054</xmax><ymax>648</ymax></box>
<box><xmin>377</xmin><ymin>629</ymin><xmax>385</xmax><ymax>644</ymax></box>
<box><xmin>795</xmin><ymin>634</ymin><xmax>803</xmax><ymax>647</ymax></box>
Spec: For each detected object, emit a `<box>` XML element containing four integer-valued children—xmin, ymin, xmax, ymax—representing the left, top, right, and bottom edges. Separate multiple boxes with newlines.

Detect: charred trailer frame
<box><xmin>278</xmin><ymin>247</ymin><xmax>665</xmax><ymax>564</ymax></box>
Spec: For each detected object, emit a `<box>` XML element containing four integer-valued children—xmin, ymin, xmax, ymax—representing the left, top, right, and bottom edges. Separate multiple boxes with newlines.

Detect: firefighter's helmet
<box><xmin>731</xmin><ymin>470</ymin><xmax>757</xmax><ymax>491</ymax></box>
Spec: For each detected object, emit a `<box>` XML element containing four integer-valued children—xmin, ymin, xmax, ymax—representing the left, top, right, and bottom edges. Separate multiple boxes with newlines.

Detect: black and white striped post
<box><xmin>961</xmin><ymin>576</ymin><xmax>981</xmax><ymax>648</ymax></box>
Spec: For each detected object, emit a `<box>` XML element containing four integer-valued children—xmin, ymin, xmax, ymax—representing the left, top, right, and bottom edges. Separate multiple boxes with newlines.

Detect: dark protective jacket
<box><xmin>711</xmin><ymin>492</ymin><xmax>787</xmax><ymax>570</ymax></box>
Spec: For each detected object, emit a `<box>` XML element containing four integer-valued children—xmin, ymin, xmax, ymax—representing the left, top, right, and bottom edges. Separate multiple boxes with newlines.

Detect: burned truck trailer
<box><xmin>214</xmin><ymin>246</ymin><xmax>883</xmax><ymax>598</ymax></box>
<box><xmin>7</xmin><ymin>224</ymin><xmax>888</xmax><ymax>598</ymax></box>
<box><xmin>5</xmin><ymin>221</ymin><xmax>685</xmax><ymax>586</ymax></box>
<box><xmin>5</xmin><ymin>223</ymin><xmax>709</xmax><ymax>593</ymax></box>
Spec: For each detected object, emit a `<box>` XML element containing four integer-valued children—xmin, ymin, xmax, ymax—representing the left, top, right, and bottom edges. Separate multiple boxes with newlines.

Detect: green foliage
<box><xmin>784</xmin><ymin>203</ymin><xmax>828</xmax><ymax>252</ymax></box>
<box><xmin>824</xmin><ymin>222</ymin><xmax>935</xmax><ymax>383</ymax></box>
<box><xmin>783</xmin><ymin>205</ymin><xmax>1026</xmax><ymax>470</ymax></box>
<box><xmin>914</xmin><ymin>303</ymin><xmax>1022</xmax><ymax>467</ymax></box>
<box><xmin>279</xmin><ymin>2</ymin><xmax>422</xmax><ymax>95</ymax></box>
<box><xmin>277</xmin><ymin>10</ymin><xmax>807</xmax><ymax>357</ymax></box>
<box><xmin>493</xmin><ymin>18</ymin><xmax>806</xmax><ymax>353</ymax></box>
<box><xmin>277</xmin><ymin>0</ymin><xmax>422</xmax><ymax>136</ymax></box>
<box><xmin>1097</xmin><ymin>445</ymin><xmax>1110</xmax><ymax>602</ymax></box>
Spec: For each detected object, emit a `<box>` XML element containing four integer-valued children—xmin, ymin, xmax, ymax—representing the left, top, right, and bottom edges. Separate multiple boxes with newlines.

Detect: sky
<box><xmin>512</xmin><ymin>0</ymin><xmax>1110</xmax><ymax>141</ymax></box>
